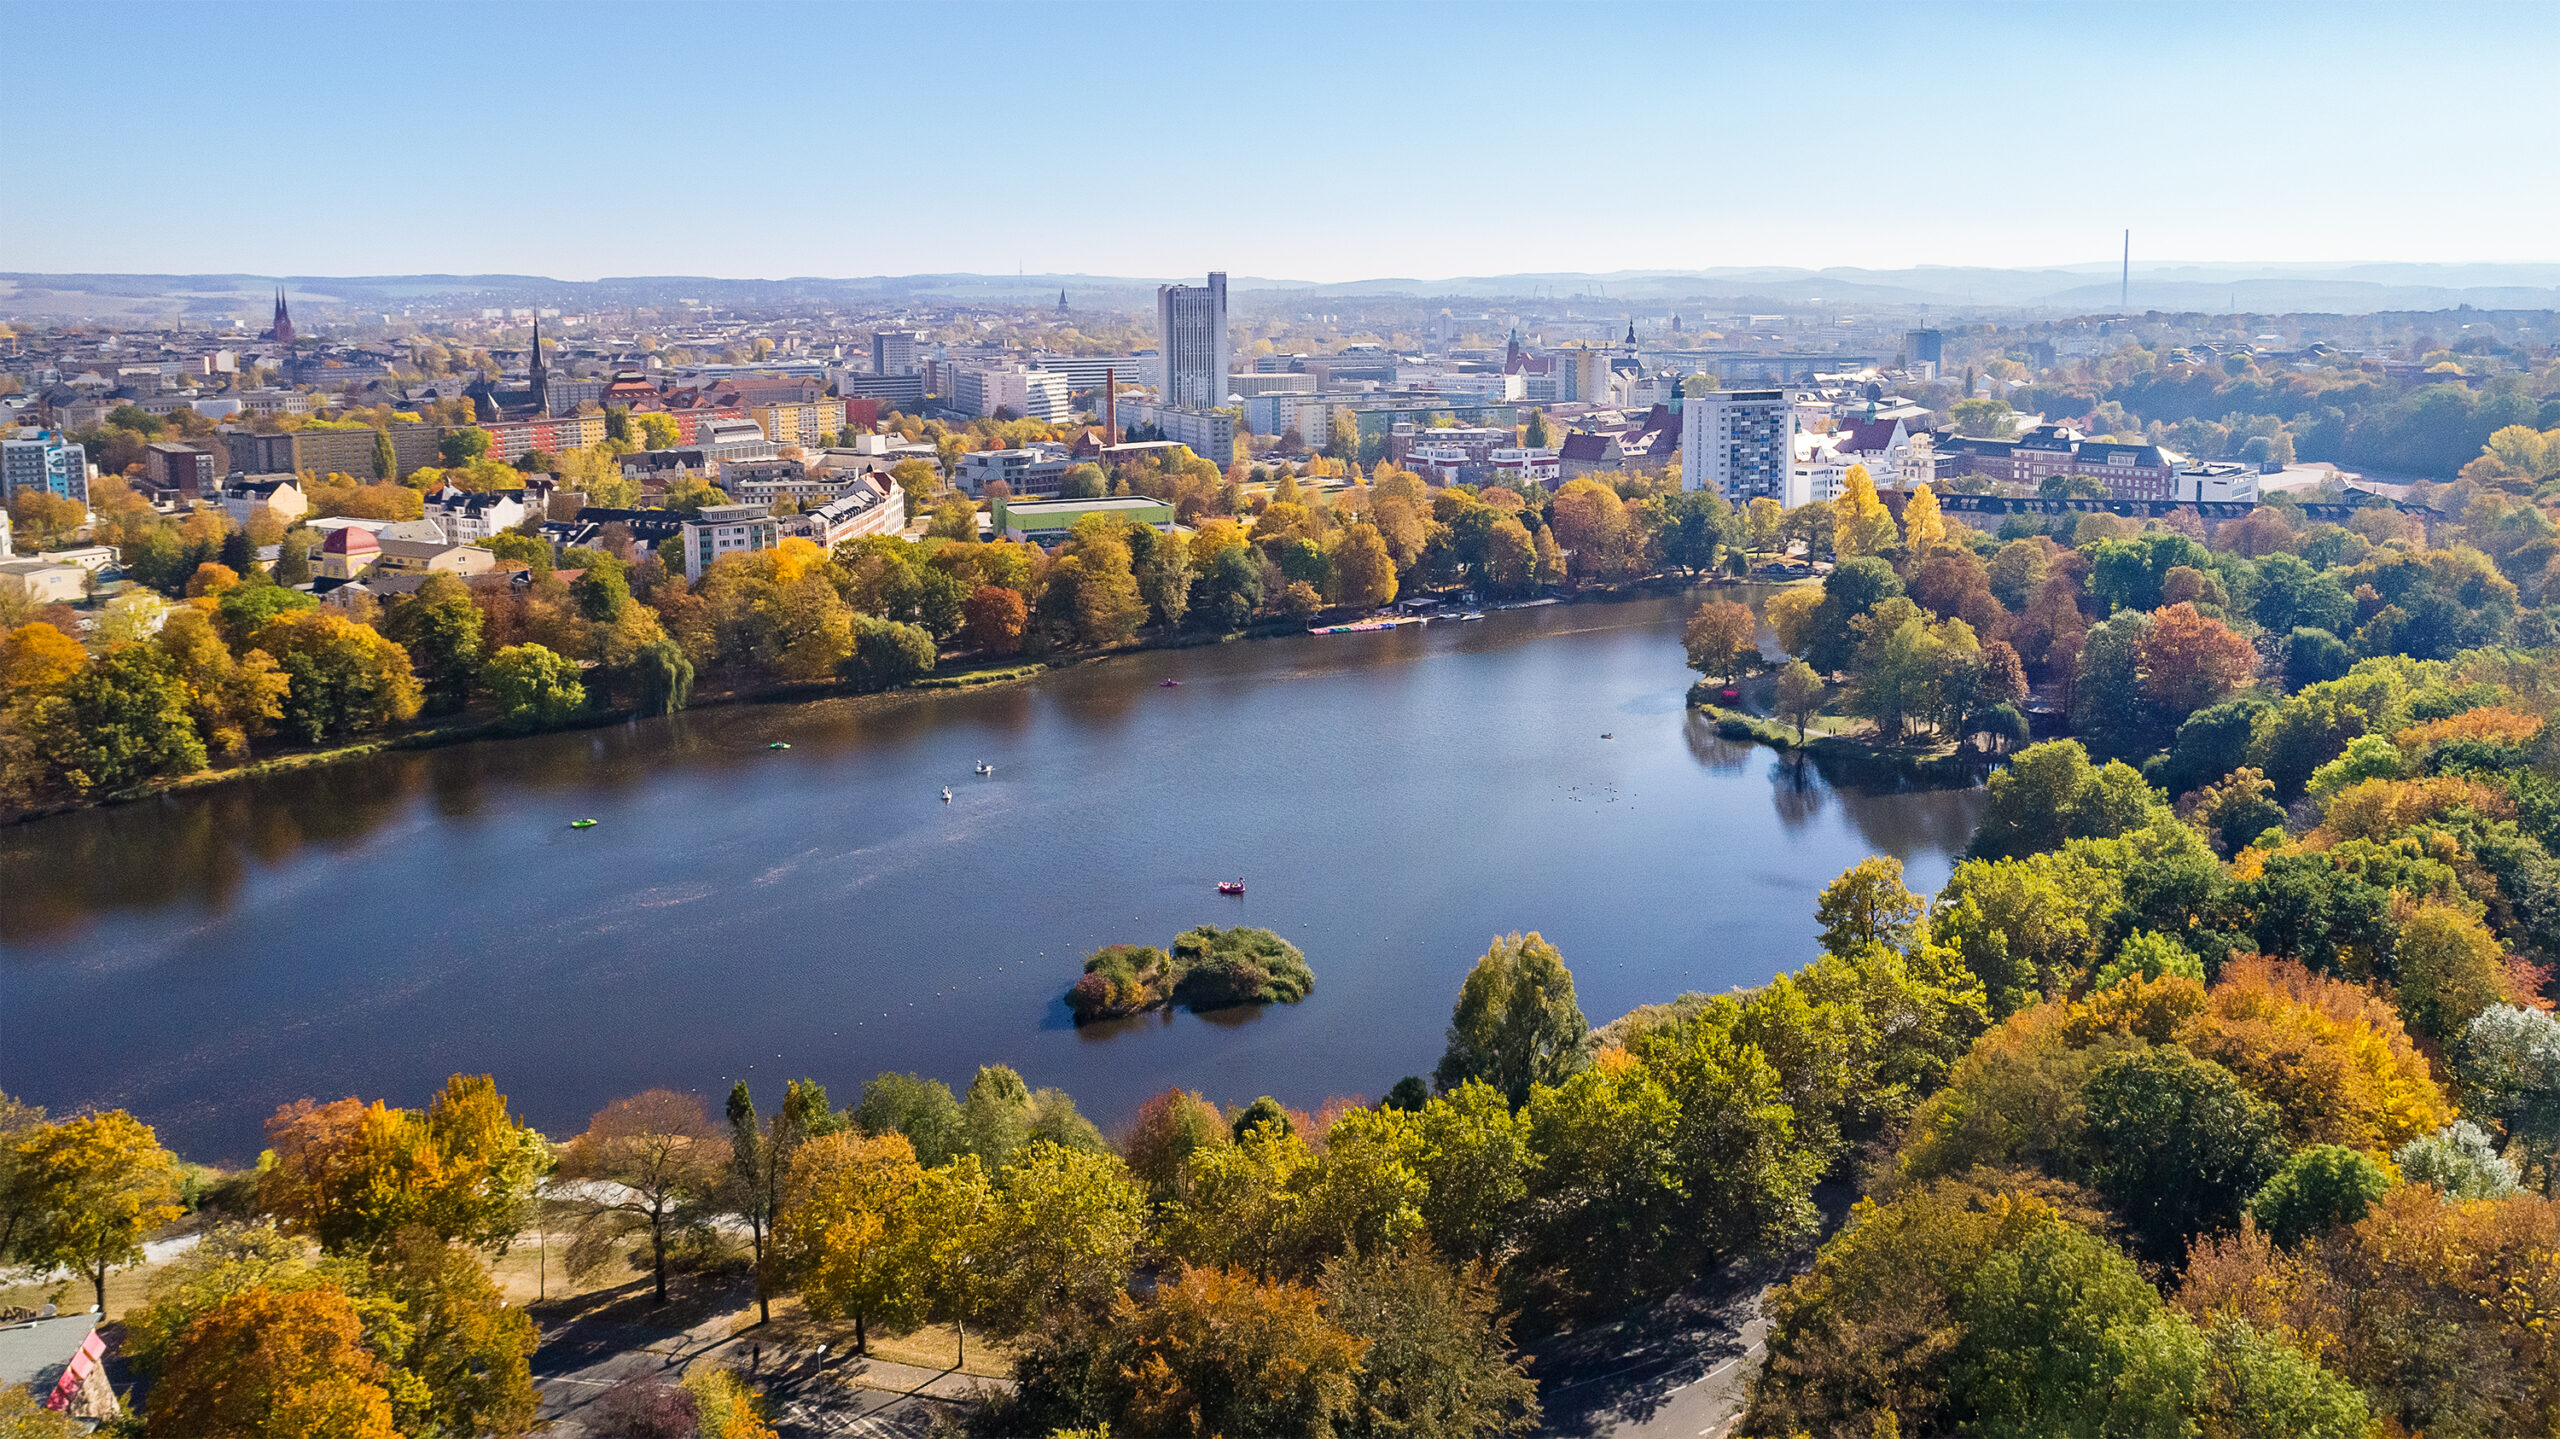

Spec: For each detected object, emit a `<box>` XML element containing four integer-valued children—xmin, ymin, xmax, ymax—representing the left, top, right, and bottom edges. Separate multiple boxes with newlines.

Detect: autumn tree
<box><xmin>557</xmin><ymin>1089</ymin><xmax>731</xmax><ymax>1304</ymax></box>
<box><xmin>1433</xmin><ymin>932</ymin><xmax>1592</xmax><ymax>1107</ymax></box>
<box><xmin>773</xmin><ymin>1131</ymin><xmax>927</xmax><ymax>1352</ymax></box>
<box><xmin>256</xmin><ymin>1075</ymin><xmax>547</xmax><ymax>1256</ymax></box>
<box><xmin>1681</xmin><ymin>599</ymin><xmax>1758</xmax><ymax>684</ymax></box>
<box><xmin>4</xmin><ymin>1110</ymin><xmax>184</xmax><ymax>1315</ymax></box>
<box><xmin>1080</xmin><ymin>1265</ymin><xmax>1365</xmax><ymax>1439</ymax></box>
<box><xmin>1831</xmin><ymin>465</ymin><xmax>1898</xmax><ymax>558</ymax></box>
<box><xmin>145</xmin><ymin>1286</ymin><xmax>399</xmax><ymax>1439</ymax></box>
<box><xmin>1901</xmin><ymin>482</ymin><xmax>1947</xmax><ymax>554</ymax></box>
<box><xmin>381</xmin><ymin>572</ymin><xmax>484</xmax><ymax>714</ymax></box>
<box><xmin>1333</xmin><ymin>523</ymin><xmax>1398</xmax><ymax>611</ymax></box>
<box><xmin>2136</xmin><ymin>601</ymin><xmax>2258</xmax><ymax>722</ymax></box>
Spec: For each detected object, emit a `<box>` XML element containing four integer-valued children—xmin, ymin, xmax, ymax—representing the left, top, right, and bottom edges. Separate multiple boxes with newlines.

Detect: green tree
<box><xmin>2083</xmin><ymin>1047</ymin><xmax>2287</xmax><ymax>1261</ymax></box>
<box><xmin>632</xmin><ymin>635</ymin><xmax>694</xmax><ymax>715</ymax></box>
<box><xmin>1432</xmin><ymin>932</ymin><xmax>1591</xmax><ymax>1108</ymax></box>
<box><xmin>1814</xmin><ymin>856</ymin><xmax>1925</xmax><ymax>957</ymax></box>
<box><xmin>1803</xmin><ymin>556</ymin><xmax>1904</xmax><ymax>674</ymax></box>
<box><xmin>1319</xmin><ymin>1244</ymin><xmax>1540</xmax><ymax>1439</ymax></box>
<box><xmin>381</xmin><ymin>572</ymin><xmax>484</xmax><ymax>715</ymax></box>
<box><xmin>438</xmin><ymin>427</ymin><xmax>492</xmax><ymax>467</ymax></box>
<box><xmin>2247</xmin><ymin>1145</ymin><xmax>2391</xmax><ymax>1246</ymax></box>
<box><xmin>1968</xmin><ymin>739</ymin><xmax>2167</xmax><ymax>861</ymax></box>
<box><xmin>1057</xmin><ymin>463</ymin><xmax>1107</xmax><ymax>499</ymax></box>
<box><xmin>483</xmin><ymin>643</ymin><xmax>585</xmax><ymax>730</ymax></box>
<box><xmin>843</xmin><ymin>615</ymin><xmax>936</xmax><ymax>692</ymax></box>
<box><xmin>18</xmin><ymin>646</ymin><xmax>206</xmax><ymax>796</ymax></box>
<box><xmin>1773</xmin><ymin>658</ymin><xmax>1823</xmax><ymax>742</ymax></box>
<box><xmin>982</xmin><ymin>1141</ymin><xmax>1148</xmax><ymax>1335</ymax></box>
<box><xmin>5</xmin><ymin>1111</ymin><xmax>185</xmax><ymax>1315</ymax></box>
<box><xmin>272</xmin><ymin>524</ymin><xmax>313</xmax><ymax>587</ymax></box>
<box><xmin>1949</xmin><ymin>1220</ymin><xmax>2199</xmax><ymax>1437</ymax></box>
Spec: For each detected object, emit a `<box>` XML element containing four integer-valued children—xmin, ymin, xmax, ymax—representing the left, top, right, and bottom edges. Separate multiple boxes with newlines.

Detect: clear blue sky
<box><xmin>11</xmin><ymin>0</ymin><xmax>2557</xmax><ymax>281</ymax></box>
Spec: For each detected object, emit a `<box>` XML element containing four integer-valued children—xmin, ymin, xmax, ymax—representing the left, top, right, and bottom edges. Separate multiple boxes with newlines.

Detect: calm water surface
<box><xmin>0</xmin><ymin>590</ymin><xmax>1982</xmax><ymax>1160</ymax></box>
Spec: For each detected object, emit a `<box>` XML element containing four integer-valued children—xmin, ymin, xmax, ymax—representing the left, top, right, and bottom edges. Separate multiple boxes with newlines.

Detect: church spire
<box><xmin>528</xmin><ymin>316</ymin><xmax>548</xmax><ymax>414</ymax></box>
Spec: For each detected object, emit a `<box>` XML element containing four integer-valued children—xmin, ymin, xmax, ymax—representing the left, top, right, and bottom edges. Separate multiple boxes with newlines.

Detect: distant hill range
<box><xmin>9</xmin><ymin>263</ymin><xmax>2560</xmax><ymax>321</ymax></box>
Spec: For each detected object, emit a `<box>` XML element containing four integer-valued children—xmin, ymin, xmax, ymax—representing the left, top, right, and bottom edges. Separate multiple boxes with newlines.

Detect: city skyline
<box><xmin>11</xmin><ymin>0</ymin><xmax>2558</xmax><ymax>282</ymax></box>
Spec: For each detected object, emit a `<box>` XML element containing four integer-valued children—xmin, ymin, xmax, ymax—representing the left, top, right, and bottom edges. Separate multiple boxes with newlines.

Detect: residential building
<box><xmin>143</xmin><ymin>441</ymin><xmax>217</xmax><ymax>499</ymax></box>
<box><xmin>790</xmin><ymin>474</ymin><xmax>905</xmax><ymax>546</ymax></box>
<box><xmin>1388</xmin><ymin>423</ymin><xmax>1511</xmax><ymax>466</ymax></box>
<box><xmin>2072</xmin><ymin>440</ymin><xmax>2178</xmax><ymax>500</ymax></box>
<box><xmin>681</xmin><ymin>502</ymin><xmax>781</xmax><ymax>581</ymax></box>
<box><xmin>993</xmin><ymin>494</ymin><xmax>1174</xmax><ymax>544</ymax></box>
<box><xmin>371</xmin><ymin>538</ymin><xmax>499</xmax><ymax>578</ymax></box>
<box><xmin>1</xmin><ymin>428</ymin><xmax>89</xmax><ymax>505</ymax></box>
<box><xmin>233</xmin><ymin>388</ymin><xmax>311</xmax><ymax>418</ymax></box>
<box><xmin>1834</xmin><ymin>415</ymin><xmax>1936</xmax><ymax>490</ymax></box>
<box><xmin>1679</xmin><ymin>388</ymin><xmax>1799</xmax><ymax>505</ymax></box>
<box><xmin>1487</xmin><ymin>448</ymin><xmax>1561</xmax><ymax>487</ymax></box>
<box><xmin>1243</xmin><ymin>392</ymin><xmax>1330</xmax><ymax>449</ymax></box>
<box><xmin>1791</xmin><ymin>431</ymin><xmax>1851</xmax><ymax>507</ymax></box>
<box><xmin>752</xmin><ymin>397</ymin><xmax>840</xmax><ymax>448</ymax></box>
<box><xmin>422</xmin><ymin>487</ymin><xmax>528</xmax><ymax>544</ymax></box>
<box><xmin>218</xmin><ymin>474</ymin><xmax>309</xmax><ymax>528</ymax></box>
<box><xmin>1120</xmin><ymin>401</ymin><xmax>1235</xmax><ymax>466</ymax></box>
<box><xmin>476</xmin><ymin>412</ymin><xmax>606</xmax><ymax>463</ymax></box>
<box><xmin>545</xmin><ymin>375</ymin><xmax>608</xmax><ymax>415</ymax></box>
<box><xmin>1156</xmin><ymin>272</ymin><xmax>1230</xmax><ymax>409</ymax></box>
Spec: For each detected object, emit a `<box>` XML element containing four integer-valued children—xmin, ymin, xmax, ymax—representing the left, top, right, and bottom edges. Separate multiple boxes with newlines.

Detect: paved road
<box><xmin>1527</xmin><ymin>1264</ymin><xmax>1780</xmax><ymax>1439</ymax></box>
<box><xmin>532</xmin><ymin>1309</ymin><xmax>974</xmax><ymax>1437</ymax></box>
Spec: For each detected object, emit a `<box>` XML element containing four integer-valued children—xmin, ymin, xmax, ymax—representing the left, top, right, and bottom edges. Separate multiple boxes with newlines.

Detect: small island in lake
<box><xmin>1066</xmin><ymin>925</ymin><xmax>1315</xmax><ymax>1022</ymax></box>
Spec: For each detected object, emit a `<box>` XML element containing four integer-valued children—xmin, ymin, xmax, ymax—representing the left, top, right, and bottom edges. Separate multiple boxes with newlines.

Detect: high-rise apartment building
<box><xmin>0</xmin><ymin>428</ymin><xmax>90</xmax><ymax>506</ymax></box>
<box><xmin>1156</xmin><ymin>272</ymin><xmax>1230</xmax><ymax>410</ymax></box>
<box><xmin>1679</xmin><ymin>388</ymin><xmax>1799</xmax><ymax>505</ymax></box>
<box><xmin>871</xmin><ymin>331</ymin><xmax>923</xmax><ymax>377</ymax></box>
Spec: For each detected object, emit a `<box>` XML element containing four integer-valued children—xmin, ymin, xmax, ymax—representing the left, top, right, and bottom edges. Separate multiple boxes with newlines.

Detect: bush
<box><xmin>1063</xmin><ymin>928</ymin><xmax>1314</xmax><ymax>1022</ymax></box>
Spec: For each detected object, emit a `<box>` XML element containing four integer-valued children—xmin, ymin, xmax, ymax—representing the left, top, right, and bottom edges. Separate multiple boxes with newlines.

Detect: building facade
<box><xmin>1</xmin><ymin>428</ymin><xmax>93</xmax><ymax>506</ymax></box>
<box><xmin>681</xmin><ymin>502</ymin><xmax>782</xmax><ymax>582</ymax></box>
<box><xmin>1156</xmin><ymin>272</ymin><xmax>1230</xmax><ymax>410</ymax></box>
<box><xmin>1679</xmin><ymin>388</ymin><xmax>1798</xmax><ymax>505</ymax></box>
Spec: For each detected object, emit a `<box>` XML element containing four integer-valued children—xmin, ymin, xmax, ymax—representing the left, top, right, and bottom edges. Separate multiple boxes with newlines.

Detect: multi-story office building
<box><xmin>836</xmin><ymin>372</ymin><xmax>926</xmax><ymax>408</ymax></box>
<box><xmin>0</xmin><ymin>428</ymin><xmax>90</xmax><ymax>505</ymax></box>
<box><xmin>871</xmin><ymin>331</ymin><xmax>924</xmax><ymax>377</ymax></box>
<box><xmin>1679</xmin><ymin>388</ymin><xmax>1798</xmax><ymax>505</ymax></box>
<box><xmin>545</xmin><ymin>376</ymin><xmax>608</xmax><ymax>415</ymax></box>
<box><xmin>1223</xmin><ymin>373</ymin><xmax>1317</xmax><ymax>398</ymax></box>
<box><xmin>1026</xmin><ymin>354</ymin><xmax>1155</xmax><ymax>393</ymax></box>
<box><xmin>949</xmin><ymin>366</ymin><xmax>1074</xmax><ymax>424</ymax></box>
<box><xmin>143</xmin><ymin>441</ymin><xmax>217</xmax><ymax>498</ymax></box>
<box><xmin>696</xmin><ymin>417</ymin><xmax>779</xmax><ymax>464</ymax></box>
<box><xmin>1156</xmin><ymin>272</ymin><xmax>1229</xmax><ymax>410</ymax></box>
<box><xmin>681</xmin><ymin>502</ymin><xmax>781</xmax><ymax>582</ymax></box>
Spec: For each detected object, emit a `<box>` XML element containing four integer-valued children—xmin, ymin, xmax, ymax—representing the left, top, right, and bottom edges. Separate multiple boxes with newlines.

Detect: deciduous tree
<box><xmin>557</xmin><ymin>1089</ymin><xmax>732</xmax><ymax>1304</ymax></box>
<box><xmin>1433</xmin><ymin>932</ymin><xmax>1591</xmax><ymax>1107</ymax></box>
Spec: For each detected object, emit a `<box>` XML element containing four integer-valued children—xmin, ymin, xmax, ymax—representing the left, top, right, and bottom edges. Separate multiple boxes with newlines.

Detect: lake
<box><xmin>0</xmin><ymin>589</ymin><xmax>1984</xmax><ymax>1161</ymax></box>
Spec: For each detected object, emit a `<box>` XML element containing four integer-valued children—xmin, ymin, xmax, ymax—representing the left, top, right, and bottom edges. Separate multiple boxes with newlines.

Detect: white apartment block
<box><xmin>1156</xmin><ymin>272</ymin><xmax>1230</xmax><ymax>410</ymax></box>
<box><xmin>681</xmin><ymin>502</ymin><xmax>781</xmax><ymax>582</ymax></box>
<box><xmin>1679</xmin><ymin>387</ymin><xmax>1799</xmax><ymax>506</ymax></box>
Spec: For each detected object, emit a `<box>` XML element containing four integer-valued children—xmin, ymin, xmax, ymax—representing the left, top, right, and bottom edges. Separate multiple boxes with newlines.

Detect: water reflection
<box><xmin>1</xmin><ymin>588</ymin><xmax>1987</xmax><ymax>1157</ymax></box>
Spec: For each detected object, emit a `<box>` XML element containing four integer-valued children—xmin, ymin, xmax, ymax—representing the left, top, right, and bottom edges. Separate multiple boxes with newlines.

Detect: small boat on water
<box><xmin>769</xmin><ymin>742</ymin><xmax>792</xmax><ymax>750</ymax></box>
<box><xmin>569</xmin><ymin>819</ymin><xmax>598</xmax><ymax>829</ymax></box>
<box><xmin>975</xmin><ymin>762</ymin><xmax>994</xmax><ymax>776</ymax></box>
<box><xmin>1600</xmin><ymin>733</ymin><xmax>1614</xmax><ymax>739</ymax></box>
<box><xmin>940</xmin><ymin>787</ymin><xmax>953</xmax><ymax>803</ymax></box>
<box><xmin>1217</xmin><ymin>878</ymin><xmax>1246</xmax><ymax>895</ymax></box>
<box><xmin>1461</xmin><ymin>611</ymin><xmax>1485</xmax><ymax>621</ymax></box>
<box><xmin>1160</xmin><ymin>678</ymin><xmax>1181</xmax><ymax>687</ymax></box>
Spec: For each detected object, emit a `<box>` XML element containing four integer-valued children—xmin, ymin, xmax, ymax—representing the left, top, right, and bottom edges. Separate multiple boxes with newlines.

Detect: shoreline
<box><xmin>7</xmin><ymin>579</ymin><xmax>1727</xmax><ymax>826</ymax></box>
